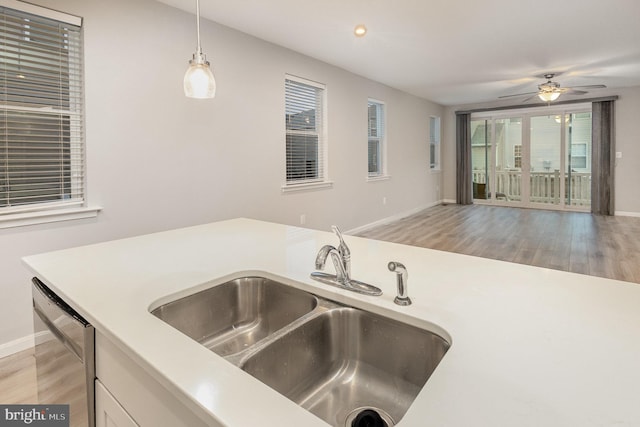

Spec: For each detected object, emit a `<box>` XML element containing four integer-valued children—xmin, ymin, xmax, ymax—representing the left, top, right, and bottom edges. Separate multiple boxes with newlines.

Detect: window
<box><xmin>570</xmin><ymin>143</ymin><xmax>588</xmax><ymax>169</ymax></box>
<box><xmin>285</xmin><ymin>75</ymin><xmax>326</xmax><ymax>186</ymax></box>
<box><xmin>514</xmin><ymin>144</ymin><xmax>522</xmax><ymax>169</ymax></box>
<box><xmin>0</xmin><ymin>4</ymin><xmax>84</xmax><ymax>216</ymax></box>
<box><xmin>367</xmin><ymin>100</ymin><xmax>385</xmax><ymax>177</ymax></box>
<box><xmin>429</xmin><ymin>116</ymin><xmax>440</xmax><ymax>170</ymax></box>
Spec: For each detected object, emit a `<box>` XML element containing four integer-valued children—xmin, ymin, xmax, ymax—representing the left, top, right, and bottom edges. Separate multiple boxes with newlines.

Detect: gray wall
<box><xmin>0</xmin><ymin>0</ymin><xmax>443</xmax><ymax>352</ymax></box>
<box><xmin>442</xmin><ymin>87</ymin><xmax>640</xmax><ymax>215</ymax></box>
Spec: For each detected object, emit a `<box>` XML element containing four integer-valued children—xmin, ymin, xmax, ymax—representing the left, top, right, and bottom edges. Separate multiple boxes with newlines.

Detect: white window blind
<box><xmin>430</xmin><ymin>116</ymin><xmax>441</xmax><ymax>169</ymax></box>
<box><xmin>0</xmin><ymin>4</ymin><xmax>84</xmax><ymax>214</ymax></box>
<box><xmin>285</xmin><ymin>76</ymin><xmax>326</xmax><ymax>184</ymax></box>
<box><xmin>368</xmin><ymin>100</ymin><xmax>385</xmax><ymax>176</ymax></box>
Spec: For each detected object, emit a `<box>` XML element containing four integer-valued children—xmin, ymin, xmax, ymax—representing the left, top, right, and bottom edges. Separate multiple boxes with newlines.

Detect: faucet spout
<box><xmin>315</xmin><ymin>245</ymin><xmax>349</xmax><ymax>284</ymax></box>
<box><xmin>315</xmin><ymin>244</ymin><xmax>334</xmax><ymax>270</ymax></box>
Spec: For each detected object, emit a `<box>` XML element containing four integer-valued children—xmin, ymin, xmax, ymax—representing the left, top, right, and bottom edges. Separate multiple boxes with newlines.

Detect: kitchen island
<box><xmin>23</xmin><ymin>218</ymin><xmax>640</xmax><ymax>426</ymax></box>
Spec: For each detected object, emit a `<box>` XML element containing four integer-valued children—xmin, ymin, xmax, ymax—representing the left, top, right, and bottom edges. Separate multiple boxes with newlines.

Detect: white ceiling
<box><xmin>157</xmin><ymin>0</ymin><xmax>640</xmax><ymax>106</ymax></box>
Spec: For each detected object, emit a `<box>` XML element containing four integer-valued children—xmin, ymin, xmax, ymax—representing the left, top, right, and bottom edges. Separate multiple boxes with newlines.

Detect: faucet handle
<box><xmin>388</xmin><ymin>261</ymin><xmax>411</xmax><ymax>306</ymax></box>
<box><xmin>331</xmin><ymin>225</ymin><xmax>351</xmax><ymax>277</ymax></box>
<box><xmin>331</xmin><ymin>225</ymin><xmax>350</xmax><ymax>256</ymax></box>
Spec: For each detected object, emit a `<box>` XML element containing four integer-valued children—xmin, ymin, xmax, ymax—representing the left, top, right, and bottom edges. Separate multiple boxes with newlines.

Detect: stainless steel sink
<box><xmin>151</xmin><ymin>277</ymin><xmax>318</xmax><ymax>356</ymax></box>
<box><xmin>240</xmin><ymin>307</ymin><xmax>449</xmax><ymax>426</ymax></box>
<box><xmin>151</xmin><ymin>276</ymin><xmax>449</xmax><ymax>426</ymax></box>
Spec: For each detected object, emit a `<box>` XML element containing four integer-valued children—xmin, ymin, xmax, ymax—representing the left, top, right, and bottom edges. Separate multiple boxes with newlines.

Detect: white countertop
<box><xmin>23</xmin><ymin>218</ymin><xmax>640</xmax><ymax>426</ymax></box>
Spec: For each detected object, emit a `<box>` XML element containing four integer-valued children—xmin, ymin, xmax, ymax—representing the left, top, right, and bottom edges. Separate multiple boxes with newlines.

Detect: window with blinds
<box><xmin>368</xmin><ymin>100</ymin><xmax>385</xmax><ymax>176</ymax></box>
<box><xmin>285</xmin><ymin>76</ymin><xmax>326</xmax><ymax>185</ymax></box>
<box><xmin>430</xmin><ymin>116</ymin><xmax>441</xmax><ymax>170</ymax></box>
<box><xmin>0</xmin><ymin>4</ymin><xmax>84</xmax><ymax>214</ymax></box>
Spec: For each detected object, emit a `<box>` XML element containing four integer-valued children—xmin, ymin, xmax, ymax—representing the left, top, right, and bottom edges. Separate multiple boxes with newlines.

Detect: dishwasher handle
<box><xmin>32</xmin><ymin>277</ymin><xmax>92</xmax><ymax>362</ymax></box>
<box><xmin>32</xmin><ymin>277</ymin><xmax>89</xmax><ymax>326</ymax></box>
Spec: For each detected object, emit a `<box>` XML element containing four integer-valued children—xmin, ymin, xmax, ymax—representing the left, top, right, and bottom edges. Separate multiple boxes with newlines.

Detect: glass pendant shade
<box><xmin>538</xmin><ymin>91</ymin><xmax>560</xmax><ymax>102</ymax></box>
<box><xmin>184</xmin><ymin>0</ymin><xmax>216</xmax><ymax>99</ymax></box>
<box><xmin>184</xmin><ymin>54</ymin><xmax>216</xmax><ymax>98</ymax></box>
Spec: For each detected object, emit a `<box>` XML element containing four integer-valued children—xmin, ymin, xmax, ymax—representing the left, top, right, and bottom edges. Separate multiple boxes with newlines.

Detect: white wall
<box><xmin>442</xmin><ymin>87</ymin><xmax>640</xmax><ymax>215</ymax></box>
<box><xmin>612</xmin><ymin>86</ymin><xmax>640</xmax><ymax>215</ymax></box>
<box><xmin>0</xmin><ymin>0</ymin><xmax>443</xmax><ymax>353</ymax></box>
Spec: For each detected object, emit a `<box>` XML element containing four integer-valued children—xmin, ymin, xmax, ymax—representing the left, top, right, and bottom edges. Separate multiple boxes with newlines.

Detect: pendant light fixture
<box><xmin>184</xmin><ymin>0</ymin><xmax>216</xmax><ymax>99</ymax></box>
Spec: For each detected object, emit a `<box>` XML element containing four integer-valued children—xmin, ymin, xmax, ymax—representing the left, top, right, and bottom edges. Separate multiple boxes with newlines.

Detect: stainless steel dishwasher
<box><xmin>32</xmin><ymin>277</ymin><xmax>95</xmax><ymax>427</ymax></box>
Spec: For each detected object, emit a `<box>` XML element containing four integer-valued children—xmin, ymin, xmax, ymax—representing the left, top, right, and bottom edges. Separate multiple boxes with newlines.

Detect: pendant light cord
<box><xmin>196</xmin><ymin>0</ymin><xmax>202</xmax><ymax>54</ymax></box>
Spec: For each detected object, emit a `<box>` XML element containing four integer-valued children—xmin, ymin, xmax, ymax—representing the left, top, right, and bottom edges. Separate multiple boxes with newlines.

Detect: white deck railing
<box><xmin>472</xmin><ymin>170</ymin><xmax>591</xmax><ymax>206</ymax></box>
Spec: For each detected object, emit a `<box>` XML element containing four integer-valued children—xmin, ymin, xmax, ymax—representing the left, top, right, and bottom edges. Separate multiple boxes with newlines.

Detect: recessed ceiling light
<box><xmin>354</xmin><ymin>24</ymin><xmax>367</xmax><ymax>37</ymax></box>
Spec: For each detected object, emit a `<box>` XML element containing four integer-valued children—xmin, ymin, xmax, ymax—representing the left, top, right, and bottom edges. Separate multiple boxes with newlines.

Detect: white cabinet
<box><xmin>95</xmin><ymin>380</ymin><xmax>138</xmax><ymax>427</ymax></box>
<box><xmin>95</xmin><ymin>332</ymin><xmax>213</xmax><ymax>427</ymax></box>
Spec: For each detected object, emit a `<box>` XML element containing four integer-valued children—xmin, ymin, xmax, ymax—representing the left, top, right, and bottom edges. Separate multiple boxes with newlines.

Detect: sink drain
<box><xmin>345</xmin><ymin>407</ymin><xmax>395</xmax><ymax>427</ymax></box>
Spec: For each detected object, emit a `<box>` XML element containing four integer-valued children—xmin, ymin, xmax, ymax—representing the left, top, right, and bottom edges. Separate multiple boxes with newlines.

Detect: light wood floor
<box><xmin>357</xmin><ymin>204</ymin><xmax>640</xmax><ymax>284</ymax></box>
<box><xmin>2</xmin><ymin>204</ymin><xmax>640</xmax><ymax>404</ymax></box>
<box><xmin>0</xmin><ymin>348</ymin><xmax>37</xmax><ymax>404</ymax></box>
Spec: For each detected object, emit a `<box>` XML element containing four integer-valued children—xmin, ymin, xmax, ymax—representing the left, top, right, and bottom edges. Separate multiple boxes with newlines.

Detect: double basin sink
<box><xmin>151</xmin><ymin>277</ymin><xmax>449</xmax><ymax>427</ymax></box>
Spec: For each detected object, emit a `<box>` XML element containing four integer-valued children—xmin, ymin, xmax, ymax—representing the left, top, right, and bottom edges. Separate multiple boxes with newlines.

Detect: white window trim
<box><xmin>281</xmin><ymin>180</ymin><xmax>334</xmax><ymax>193</ymax></box>
<box><xmin>366</xmin><ymin>175</ymin><xmax>391</xmax><ymax>183</ymax></box>
<box><xmin>367</xmin><ymin>98</ymin><xmax>389</xmax><ymax>180</ymax></box>
<box><xmin>283</xmin><ymin>74</ymin><xmax>329</xmax><ymax>191</ymax></box>
<box><xmin>0</xmin><ymin>206</ymin><xmax>101</xmax><ymax>229</ymax></box>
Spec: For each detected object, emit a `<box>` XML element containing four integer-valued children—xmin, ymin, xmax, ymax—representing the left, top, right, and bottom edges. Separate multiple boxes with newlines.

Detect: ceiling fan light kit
<box><xmin>499</xmin><ymin>73</ymin><xmax>606</xmax><ymax>104</ymax></box>
<box><xmin>538</xmin><ymin>91</ymin><xmax>561</xmax><ymax>102</ymax></box>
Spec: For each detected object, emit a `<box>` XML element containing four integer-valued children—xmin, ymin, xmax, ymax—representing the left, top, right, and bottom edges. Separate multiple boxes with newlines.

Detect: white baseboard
<box><xmin>615</xmin><ymin>211</ymin><xmax>640</xmax><ymax>218</ymax></box>
<box><xmin>0</xmin><ymin>333</ymin><xmax>35</xmax><ymax>359</ymax></box>
<box><xmin>34</xmin><ymin>330</ymin><xmax>53</xmax><ymax>346</ymax></box>
<box><xmin>442</xmin><ymin>198</ymin><xmax>457</xmax><ymax>205</ymax></box>
<box><xmin>346</xmin><ymin>200</ymin><xmax>444</xmax><ymax>235</ymax></box>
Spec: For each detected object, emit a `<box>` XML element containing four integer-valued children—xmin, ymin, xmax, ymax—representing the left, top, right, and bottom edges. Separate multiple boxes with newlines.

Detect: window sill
<box><xmin>0</xmin><ymin>206</ymin><xmax>102</xmax><ymax>230</ymax></box>
<box><xmin>281</xmin><ymin>181</ymin><xmax>334</xmax><ymax>194</ymax></box>
<box><xmin>366</xmin><ymin>175</ymin><xmax>391</xmax><ymax>182</ymax></box>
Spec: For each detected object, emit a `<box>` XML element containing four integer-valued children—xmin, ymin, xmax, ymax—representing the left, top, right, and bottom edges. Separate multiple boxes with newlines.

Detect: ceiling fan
<box><xmin>499</xmin><ymin>73</ymin><xmax>606</xmax><ymax>102</ymax></box>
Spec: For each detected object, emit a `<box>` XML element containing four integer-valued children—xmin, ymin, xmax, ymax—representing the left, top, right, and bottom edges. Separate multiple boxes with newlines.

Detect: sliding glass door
<box><xmin>530</xmin><ymin>115</ymin><xmax>563</xmax><ymax>206</ymax></box>
<box><xmin>472</xmin><ymin>106</ymin><xmax>592</xmax><ymax>211</ymax></box>
<box><xmin>471</xmin><ymin>116</ymin><xmax>522</xmax><ymax>204</ymax></box>
<box><xmin>494</xmin><ymin>117</ymin><xmax>522</xmax><ymax>204</ymax></box>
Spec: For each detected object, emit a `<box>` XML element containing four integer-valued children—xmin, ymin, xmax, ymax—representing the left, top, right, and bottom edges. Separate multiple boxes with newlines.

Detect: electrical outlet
<box><xmin>382</xmin><ymin>197</ymin><xmax>387</xmax><ymax>205</ymax></box>
<box><xmin>300</xmin><ymin>214</ymin><xmax>306</xmax><ymax>225</ymax></box>
<box><xmin>616</xmin><ymin>152</ymin><xmax>623</xmax><ymax>159</ymax></box>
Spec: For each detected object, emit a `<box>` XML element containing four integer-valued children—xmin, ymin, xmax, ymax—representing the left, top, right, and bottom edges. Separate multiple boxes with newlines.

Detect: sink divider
<box><xmin>224</xmin><ymin>297</ymin><xmax>343</xmax><ymax>367</ymax></box>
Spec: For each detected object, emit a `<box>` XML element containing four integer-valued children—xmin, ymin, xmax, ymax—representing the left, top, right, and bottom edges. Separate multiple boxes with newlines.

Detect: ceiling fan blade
<box><xmin>522</xmin><ymin>94</ymin><xmax>539</xmax><ymax>103</ymax></box>
<box><xmin>498</xmin><ymin>91</ymin><xmax>538</xmax><ymax>99</ymax></box>
<box><xmin>568</xmin><ymin>84</ymin><xmax>606</xmax><ymax>89</ymax></box>
<box><xmin>564</xmin><ymin>89</ymin><xmax>588</xmax><ymax>96</ymax></box>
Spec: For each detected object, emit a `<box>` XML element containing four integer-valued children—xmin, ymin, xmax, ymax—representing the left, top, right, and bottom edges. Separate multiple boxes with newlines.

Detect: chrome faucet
<box><xmin>388</xmin><ymin>261</ymin><xmax>411</xmax><ymax>306</ymax></box>
<box><xmin>311</xmin><ymin>225</ymin><xmax>382</xmax><ymax>296</ymax></box>
<box><xmin>315</xmin><ymin>244</ymin><xmax>349</xmax><ymax>284</ymax></box>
